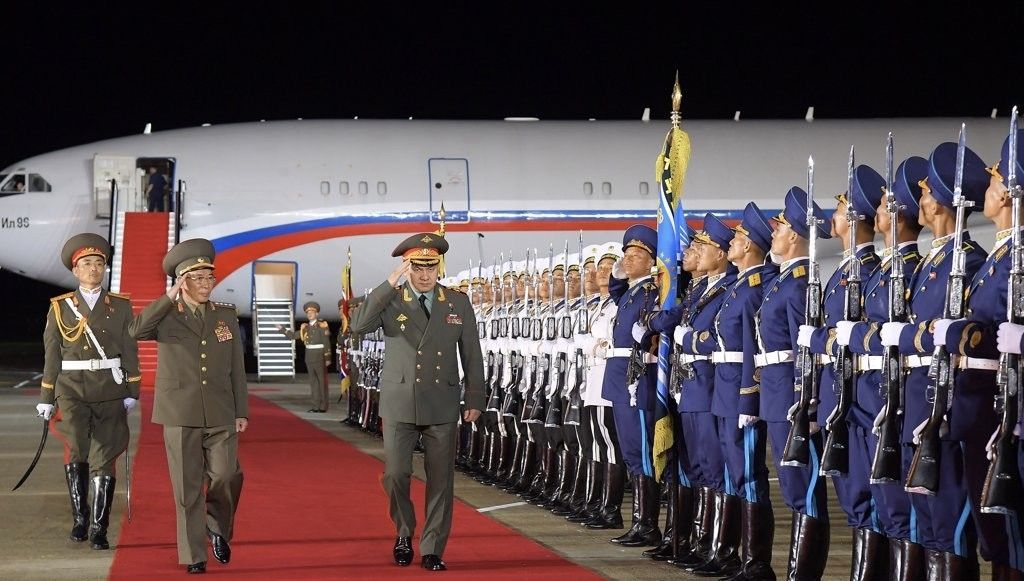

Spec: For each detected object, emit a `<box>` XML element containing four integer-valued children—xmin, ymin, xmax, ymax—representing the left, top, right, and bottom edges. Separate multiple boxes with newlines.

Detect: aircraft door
<box><xmin>93</xmin><ymin>155</ymin><xmax>139</xmax><ymax>218</ymax></box>
<box><xmin>428</xmin><ymin>157</ymin><xmax>470</xmax><ymax>223</ymax></box>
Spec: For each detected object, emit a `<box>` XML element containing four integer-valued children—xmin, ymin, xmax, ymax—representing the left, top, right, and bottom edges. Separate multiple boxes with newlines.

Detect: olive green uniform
<box><xmin>283</xmin><ymin>320</ymin><xmax>332</xmax><ymax>411</ymax></box>
<box><xmin>130</xmin><ymin>295</ymin><xmax>248</xmax><ymax>565</ymax></box>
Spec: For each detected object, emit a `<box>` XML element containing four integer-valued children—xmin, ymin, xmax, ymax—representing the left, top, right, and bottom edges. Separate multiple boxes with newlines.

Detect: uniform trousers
<box><xmin>766</xmin><ymin>421</ymin><xmax>828</xmax><ymax>519</ymax></box>
<box><xmin>587</xmin><ymin>405</ymin><xmax>620</xmax><ymax>464</ymax></box>
<box><xmin>718</xmin><ymin>416</ymin><xmax>769</xmax><ymax>505</ymax></box>
<box><xmin>163</xmin><ymin>424</ymin><xmax>243</xmax><ymax>565</ymax></box>
<box><xmin>679</xmin><ymin>410</ymin><xmax>722</xmax><ymax>490</ymax></box>
<box><xmin>611</xmin><ymin>404</ymin><xmax>656</xmax><ymax>477</ymax></box>
<box><xmin>55</xmin><ymin>397</ymin><xmax>128</xmax><ymax>476</ymax></box>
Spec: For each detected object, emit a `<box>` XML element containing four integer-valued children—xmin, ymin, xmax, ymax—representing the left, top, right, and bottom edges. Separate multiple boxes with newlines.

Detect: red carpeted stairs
<box><xmin>117</xmin><ymin>212</ymin><xmax>171</xmax><ymax>387</ymax></box>
<box><xmin>109</xmin><ymin>393</ymin><xmax>602</xmax><ymax>580</ymax></box>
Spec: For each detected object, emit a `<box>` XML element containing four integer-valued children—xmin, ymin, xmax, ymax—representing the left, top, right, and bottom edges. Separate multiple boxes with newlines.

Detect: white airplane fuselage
<box><xmin>0</xmin><ymin>118</ymin><xmax>1009</xmax><ymax>319</ymax></box>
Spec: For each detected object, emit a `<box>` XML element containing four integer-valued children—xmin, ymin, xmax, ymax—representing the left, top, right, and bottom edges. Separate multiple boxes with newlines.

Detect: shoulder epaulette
<box><xmin>318</xmin><ymin>320</ymin><xmax>329</xmax><ymax>328</ymax></box>
<box><xmin>995</xmin><ymin>245</ymin><xmax>1010</xmax><ymax>262</ymax></box>
<box><xmin>860</xmin><ymin>254</ymin><xmax>878</xmax><ymax>265</ymax></box>
<box><xmin>748</xmin><ymin>273</ymin><xmax>762</xmax><ymax>287</ymax></box>
<box><xmin>962</xmin><ymin>241</ymin><xmax>976</xmax><ymax>252</ymax></box>
<box><xmin>904</xmin><ymin>251</ymin><xmax>920</xmax><ymax>261</ymax></box>
<box><xmin>51</xmin><ymin>291</ymin><xmax>75</xmax><ymax>302</ymax></box>
<box><xmin>446</xmin><ymin>285</ymin><xmax>464</xmax><ymax>294</ymax></box>
<box><xmin>792</xmin><ymin>266</ymin><xmax>807</xmax><ymax>279</ymax></box>
<box><xmin>643</xmin><ymin>282</ymin><xmax>658</xmax><ymax>291</ymax></box>
<box><xmin>107</xmin><ymin>292</ymin><xmax>131</xmax><ymax>300</ymax></box>
<box><xmin>213</xmin><ymin>301</ymin><xmax>237</xmax><ymax>310</ymax></box>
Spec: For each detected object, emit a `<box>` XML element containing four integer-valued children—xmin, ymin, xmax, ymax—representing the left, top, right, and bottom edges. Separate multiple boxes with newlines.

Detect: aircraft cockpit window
<box><xmin>29</xmin><ymin>174</ymin><xmax>52</xmax><ymax>192</ymax></box>
<box><xmin>0</xmin><ymin>173</ymin><xmax>26</xmax><ymax>195</ymax></box>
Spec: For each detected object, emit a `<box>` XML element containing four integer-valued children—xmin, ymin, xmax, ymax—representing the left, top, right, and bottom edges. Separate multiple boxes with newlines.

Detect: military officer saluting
<box><xmin>279</xmin><ymin>301</ymin><xmax>332</xmax><ymax>413</ymax></box>
<box><xmin>349</xmin><ymin>232</ymin><xmax>485</xmax><ymax>572</ymax></box>
<box><xmin>39</xmin><ymin>233</ymin><xmax>141</xmax><ymax>550</ymax></box>
<box><xmin>130</xmin><ymin>238</ymin><xmax>248</xmax><ymax>575</ymax></box>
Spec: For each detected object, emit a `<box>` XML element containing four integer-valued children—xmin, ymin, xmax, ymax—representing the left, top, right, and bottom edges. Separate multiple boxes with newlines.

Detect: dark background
<box><xmin>2</xmin><ymin>3</ymin><xmax>1023</xmax><ymax>362</ymax></box>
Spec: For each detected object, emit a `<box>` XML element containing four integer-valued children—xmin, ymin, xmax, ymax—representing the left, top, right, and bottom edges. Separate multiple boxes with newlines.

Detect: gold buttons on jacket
<box><xmin>201</xmin><ymin>367</ymin><xmax>207</xmax><ymax>372</ymax></box>
<box><xmin>201</xmin><ymin>340</ymin><xmax>207</xmax><ymax>345</ymax></box>
<box><xmin>417</xmin><ymin>350</ymin><xmax>422</xmax><ymax>355</ymax></box>
<box><xmin>201</xmin><ymin>353</ymin><xmax>207</xmax><ymax>359</ymax></box>
<box><xmin>416</xmin><ymin>378</ymin><xmax>421</xmax><ymax>383</ymax></box>
<box><xmin>202</xmin><ymin>380</ymin><xmax>207</xmax><ymax>385</ymax></box>
<box><xmin>416</xmin><ymin>364</ymin><xmax>421</xmax><ymax>369</ymax></box>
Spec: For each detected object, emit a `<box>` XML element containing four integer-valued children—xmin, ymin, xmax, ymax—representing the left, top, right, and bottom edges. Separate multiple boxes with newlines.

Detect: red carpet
<box><xmin>109</xmin><ymin>394</ymin><xmax>601</xmax><ymax>579</ymax></box>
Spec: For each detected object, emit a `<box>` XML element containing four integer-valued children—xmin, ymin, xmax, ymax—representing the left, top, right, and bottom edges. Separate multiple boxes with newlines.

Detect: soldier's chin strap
<box><xmin>64</xmin><ymin>298</ymin><xmax>123</xmax><ymax>385</ymax></box>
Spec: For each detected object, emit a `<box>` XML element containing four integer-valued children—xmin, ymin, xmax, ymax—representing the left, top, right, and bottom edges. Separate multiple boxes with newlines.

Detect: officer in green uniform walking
<box><xmin>39</xmin><ymin>233</ymin><xmax>141</xmax><ymax>550</ymax></box>
<box><xmin>350</xmin><ymin>232</ymin><xmax>485</xmax><ymax>572</ymax></box>
<box><xmin>129</xmin><ymin>238</ymin><xmax>248</xmax><ymax>575</ymax></box>
<box><xmin>279</xmin><ymin>301</ymin><xmax>332</xmax><ymax>412</ymax></box>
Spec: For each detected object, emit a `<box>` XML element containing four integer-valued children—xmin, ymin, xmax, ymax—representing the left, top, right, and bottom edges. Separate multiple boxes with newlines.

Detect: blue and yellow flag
<box><xmin>339</xmin><ymin>249</ymin><xmax>353</xmax><ymax>395</ymax></box>
<box><xmin>652</xmin><ymin>85</ymin><xmax>692</xmax><ymax>482</ymax></box>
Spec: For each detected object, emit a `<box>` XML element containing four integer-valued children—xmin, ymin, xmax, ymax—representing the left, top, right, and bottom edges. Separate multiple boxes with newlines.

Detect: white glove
<box><xmin>797</xmin><ymin>325</ymin><xmax>815</xmax><ymax>348</ymax></box>
<box><xmin>871</xmin><ymin>404</ymin><xmax>887</xmax><ymax>436</ymax></box>
<box><xmin>880</xmin><ymin>322</ymin><xmax>909</xmax><ymax>347</ymax></box>
<box><xmin>738</xmin><ymin>414</ymin><xmax>759</xmax><ymax>428</ymax></box>
<box><xmin>594</xmin><ymin>343</ymin><xmax>608</xmax><ymax>359</ymax></box>
<box><xmin>631</xmin><ymin>322</ymin><xmax>646</xmax><ymax>344</ymax></box>
<box><xmin>786</xmin><ymin>399</ymin><xmax>818</xmax><ymax>422</ymax></box>
<box><xmin>673</xmin><ymin>325</ymin><xmax>692</xmax><ymax>346</ymax></box>
<box><xmin>912</xmin><ymin>419</ymin><xmax>928</xmax><ymax>446</ymax></box>
<box><xmin>611</xmin><ymin>258</ymin><xmax>627</xmax><ymax>280</ymax></box>
<box><xmin>998</xmin><ymin>322</ymin><xmax>1024</xmax><ymax>355</ymax></box>
<box><xmin>35</xmin><ymin>403</ymin><xmax>54</xmax><ymax>420</ymax></box>
<box><xmin>123</xmin><ymin>397</ymin><xmax>138</xmax><ymax>412</ymax></box>
<box><xmin>835</xmin><ymin>321</ymin><xmax>856</xmax><ymax>347</ymax></box>
<box><xmin>986</xmin><ymin>427</ymin><xmax>1000</xmax><ymax>461</ymax></box>
<box><xmin>931</xmin><ymin>319</ymin><xmax>955</xmax><ymax>348</ymax></box>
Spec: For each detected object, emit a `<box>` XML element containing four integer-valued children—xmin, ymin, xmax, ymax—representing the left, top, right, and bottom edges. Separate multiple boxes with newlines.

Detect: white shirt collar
<box><xmin>779</xmin><ymin>256</ymin><xmax>808</xmax><ymax>273</ymax></box>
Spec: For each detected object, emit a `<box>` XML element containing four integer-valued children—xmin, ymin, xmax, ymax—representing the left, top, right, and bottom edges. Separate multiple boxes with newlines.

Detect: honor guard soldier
<box><xmin>550</xmin><ymin>252</ymin><xmax>585</xmax><ymax>516</ymax></box>
<box><xmin>797</xmin><ymin>164</ymin><xmax>884</xmax><ymax>575</ymax></box>
<box><xmin>279</xmin><ymin>301</ymin><xmax>332</xmax><ymax>413</ymax></box>
<box><xmin>758</xmin><ymin>187</ymin><xmax>832</xmax><ymax>579</ymax></box>
<box><xmin>520</xmin><ymin>258</ymin><xmax>555</xmax><ymax>504</ymax></box>
<box><xmin>603</xmin><ymin>224</ymin><xmax>663</xmax><ymax>547</ymax></box>
<box><xmin>879</xmin><ymin>141</ymin><xmax>988</xmax><ymax>578</ymax></box>
<box><xmin>350</xmin><ymin>232</ymin><xmax>485</xmax><ymax>572</ymax></box>
<box><xmin>130</xmin><ymin>238</ymin><xmax>248</xmax><ymax>574</ymax></box>
<box><xmin>39</xmin><ymin>234</ymin><xmax>141</xmax><ymax>550</ymax></box>
<box><xmin>840</xmin><ymin>156</ymin><xmax>927</xmax><ymax>577</ymax></box>
<box><xmin>935</xmin><ymin>130</ymin><xmax>1024</xmax><ymax>578</ymax></box>
<box><xmin>711</xmin><ymin>203</ymin><xmax>779</xmax><ymax>580</ymax></box>
<box><xmin>495</xmin><ymin>260</ymin><xmax>527</xmax><ymax>487</ymax></box>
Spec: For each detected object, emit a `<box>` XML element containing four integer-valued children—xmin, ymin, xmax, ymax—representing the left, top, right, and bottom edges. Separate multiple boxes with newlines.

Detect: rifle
<box><xmin>906</xmin><ymin>125</ymin><xmax>972</xmax><ymax>495</ymax></box>
<box><xmin>566</xmin><ymin>233</ymin><xmax>588</xmax><ymax>426</ymax></box>
<box><xmin>821</xmin><ymin>146</ymin><xmax>862</xmax><ymax>476</ymax></box>
<box><xmin>871</xmin><ymin>132</ymin><xmax>908</xmax><ymax>484</ymax></box>
<box><xmin>545</xmin><ymin>243</ymin><xmax>572</xmax><ymax>428</ymax></box>
<box><xmin>982</xmin><ymin>108</ymin><xmax>1023</xmax><ymax>515</ymax></box>
<box><xmin>782</xmin><ymin>156</ymin><xmax>823</xmax><ymax>467</ymax></box>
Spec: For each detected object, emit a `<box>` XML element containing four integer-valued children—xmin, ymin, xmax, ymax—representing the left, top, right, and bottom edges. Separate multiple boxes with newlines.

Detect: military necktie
<box><xmin>194</xmin><ymin>306</ymin><xmax>204</xmax><ymax>320</ymax></box>
<box><xmin>418</xmin><ymin>294</ymin><xmax>430</xmax><ymax>319</ymax></box>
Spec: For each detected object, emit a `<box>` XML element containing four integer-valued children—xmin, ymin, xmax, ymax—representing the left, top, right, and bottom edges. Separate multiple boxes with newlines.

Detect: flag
<box><xmin>652</xmin><ymin>79</ymin><xmax>692</xmax><ymax>482</ymax></box>
<box><xmin>339</xmin><ymin>248</ymin><xmax>353</xmax><ymax>395</ymax></box>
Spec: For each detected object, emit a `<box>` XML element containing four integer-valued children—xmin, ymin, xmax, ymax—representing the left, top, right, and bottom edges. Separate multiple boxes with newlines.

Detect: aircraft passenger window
<box><xmin>601</xmin><ymin>182</ymin><xmax>611</xmax><ymax>196</ymax></box>
<box><xmin>320</xmin><ymin>181</ymin><xmax>330</xmax><ymax>195</ymax></box>
<box><xmin>377</xmin><ymin>181</ymin><xmax>387</xmax><ymax>195</ymax></box>
<box><xmin>583</xmin><ymin>182</ymin><xmax>593</xmax><ymax>196</ymax></box>
<box><xmin>639</xmin><ymin>182</ymin><xmax>649</xmax><ymax>196</ymax></box>
<box><xmin>1</xmin><ymin>173</ymin><xmax>26</xmax><ymax>194</ymax></box>
<box><xmin>339</xmin><ymin>181</ymin><xmax>350</xmax><ymax>195</ymax></box>
<box><xmin>358</xmin><ymin>181</ymin><xmax>368</xmax><ymax>195</ymax></box>
<box><xmin>29</xmin><ymin>174</ymin><xmax>52</xmax><ymax>192</ymax></box>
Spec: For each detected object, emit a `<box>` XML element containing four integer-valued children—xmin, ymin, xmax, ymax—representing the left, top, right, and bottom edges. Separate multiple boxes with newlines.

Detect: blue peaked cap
<box><xmin>926</xmin><ymin>141</ymin><xmax>988</xmax><ymax>214</ymax></box>
<box><xmin>893</xmin><ymin>156</ymin><xmax>928</xmax><ymax>224</ymax></box>
<box><xmin>996</xmin><ymin>129</ymin><xmax>1024</xmax><ymax>185</ymax></box>
<box><xmin>774</xmin><ymin>186</ymin><xmax>832</xmax><ymax>240</ymax></box>
<box><xmin>846</xmin><ymin>164</ymin><xmax>886</xmax><ymax>220</ymax></box>
<box><xmin>622</xmin><ymin>224</ymin><xmax>657</xmax><ymax>257</ymax></box>
<box><xmin>735</xmin><ymin>202</ymin><xmax>773</xmax><ymax>252</ymax></box>
<box><xmin>694</xmin><ymin>212</ymin><xmax>733</xmax><ymax>249</ymax></box>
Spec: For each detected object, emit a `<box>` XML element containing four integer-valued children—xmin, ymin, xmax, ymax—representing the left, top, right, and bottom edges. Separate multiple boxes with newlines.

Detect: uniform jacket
<box><xmin>675</xmin><ymin>272</ymin><xmax>736</xmax><ymax>412</ymax></box>
<box><xmin>130</xmin><ymin>295</ymin><xmax>248</xmax><ymax>427</ymax></box>
<box><xmin>577</xmin><ymin>295</ymin><xmax>616</xmax><ymax>407</ymax></box>
<box><xmin>601</xmin><ymin>275</ymin><xmax>659</xmax><ymax>409</ymax></box>
<box><xmin>755</xmin><ymin>258</ymin><xmax>809</xmax><ymax>422</ymax></box>
<box><xmin>284</xmin><ymin>320</ymin><xmax>332</xmax><ymax>364</ymax></box>
<box><xmin>351</xmin><ymin>281</ymin><xmax>485</xmax><ymax>425</ymax></box>
<box><xmin>42</xmin><ymin>289</ymin><xmax>141</xmax><ymax>404</ymax></box>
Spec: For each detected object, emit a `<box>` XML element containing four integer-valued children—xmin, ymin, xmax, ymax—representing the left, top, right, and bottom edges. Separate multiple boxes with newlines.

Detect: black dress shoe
<box><xmin>187</xmin><ymin>562</ymin><xmax>206</xmax><ymax>574</ymax></box>
<box><xmin>209</xmin><ymin>531</ymin><xmax>231</xmax><ymax>564</ymax></box>
<box><xmin>421</xmin><ymin>554</ymin><xmax>447</xmax><ymax>571</ymax></box>
<box><xmin>393</xmin><ymin>536</ymin><xmax>413</xmax><ymax>566</ymax></box>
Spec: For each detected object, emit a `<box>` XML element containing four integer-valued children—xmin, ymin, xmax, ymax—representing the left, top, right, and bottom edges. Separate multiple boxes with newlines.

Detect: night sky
<box><xmin>2</xmin><ymin>3</ymin><xmax>1022</xmax><ymax>343</ymax></box>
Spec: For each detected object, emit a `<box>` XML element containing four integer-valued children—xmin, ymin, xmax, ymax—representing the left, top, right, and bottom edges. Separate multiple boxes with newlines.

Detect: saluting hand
<box><xmin>387</xmin><ymin>259</ymin><xmax>412</xmax><ymax>288</ymax></box>
<box><xmin>167</xmin><ymin>275</ymin><xmax>186</xmax><ymax>300</ymax></box>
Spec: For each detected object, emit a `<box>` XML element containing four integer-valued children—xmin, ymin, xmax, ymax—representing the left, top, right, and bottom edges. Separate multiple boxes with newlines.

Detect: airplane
<box><xmin>0</xmin><ymin>115</ymin><xmax>1012</xmax><ymax>323</ymax></box>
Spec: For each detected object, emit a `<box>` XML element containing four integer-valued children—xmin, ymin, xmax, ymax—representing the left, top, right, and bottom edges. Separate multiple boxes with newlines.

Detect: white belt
<box><xmin>958</xmin><ymin>357</ymin><xmax>999</xmax><ymax>371</ymax></box>
<box><xmin>680</xmin><ymin>354</ymin><xmax>710</xmax><ymax>364</ymax></box>
<box><xmin>856</xmin><ymin>355</ymin><xmax>884</xmax><ymax>371</ymax></box>
<box><xmin>62</xmin><ymin>357</ymin><xmax>121</xmax><ymax>371</ymax></box>
<box><xmin>905</xmin><ymin>355</ymin><xmax>932</xmax><ymax>368</ymax></box>
<box><xmin>817</xmin><ymin>354</ymin><xmax>836</xmax><ymax>365</ymax></box>
<box><xmin>754</xmin><ymin>350</ymin><xmax>794</xmax><ymax>367</ymax></box>
<box><xmin>712</xmin><ymin>351</ymin><xmax>744</xmax><ymax>364</ymax></box>
<box><xmin>305</xmin><ymin>344</ymin><xmax>325</xmax><ymax>349</ymax></box>
<box><xmin>607</xmin><ymin>348</ymin><xmax>657</xmax><ymax>364</ymax></box>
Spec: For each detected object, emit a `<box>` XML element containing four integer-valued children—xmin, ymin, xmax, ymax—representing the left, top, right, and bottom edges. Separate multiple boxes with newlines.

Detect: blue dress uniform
<box><xmin>756</xmin><ymin>186</ymin><xmax>832</xmax><ymax>579</ymax></box>
<box><xmin>886</xmin><ymin>141</ymin><xmax>988</xmax><ymax>572</ymax></box>
<box><xmin>804</xmin><ymin>166</ymin><xmax>883</xmax><ymax>558</ymax></box>
<box><xmin>846</xmin><ymin>156</ymin><xmax>927</xmax><ymax>567</ymax></box>
<box><xmin>602</xmin><ymin>224</ymin><xmax>664</xmax><ymax>547</ymax></box>
<box><xmin>941</xmin><ymin>130</ymin><xmax>1024</xmax><ymax>575</ymax></box>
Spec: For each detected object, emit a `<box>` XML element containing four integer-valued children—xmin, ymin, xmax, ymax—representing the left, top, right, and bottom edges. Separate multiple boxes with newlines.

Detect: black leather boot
<box><xmin>849</xmin><ymin>528</ymin><xmax>888</xmax><ymax>581</ymax></box>
<box><xmin>941</xmin><ymin>551</ymin><xmax>978</xmax><ymax>581</ymax></box>
<box><xmin>924</xmin><ymin>548</ymin><xmax>944</xmax><ymax>581</ymax></box>
<box><xmin>564</xmin><ymin>457</ymin><xmax>591</xmax><ymax>521</ymax></box>
<box><xmin>520</xmin><ymin>443</ymin><xmax>549</xmax><ymax>502</ymax></box>
<box><xmin>721</xmin><ymin>500</ymin><xmax>775</xmax><ymax>581</ymax></box>
<box><xmin>65</xmin><ymin>463</ymin><xmax>90</xmax><ymax>542</ymax></box>
<box><xmin>785</xmin><ymin>511</ymin><xmax>828</xmax><ymax>581</ymax></box>
<box><xmin>670</xmin><ymin>485</ymin><xmax>695</xmax><ymax>562</ymax></box>
<box><xmin>992</xmin><ymin>563</ymin><xmax>1024</xmax><ymax>581</ymax></box>
<box><xmin>502</xmin><ymin>438</ymin><xmax>532</xmax><ymax>492</ymax></box>
<box><xmin>89</xmin><ymin>475</ymin><xmax>115</xmax><ymax>550</ymax></box>
<box><xmin>642</xmin><ymin>482</ymin><xmax>676</xmax><ymax>560</ymax></box>
<box><xmin>584</xmin><ymin>462</ymin><xmax>625</xmax><ymax>529</ymax></box>
<box><xmin>688</xmin><ymin>491</ymin><xmax>741</xmax><ymax>576</ymax></box>
<box><xmin>613</xmin><ymin>475</ymin><xmax>661</xmax><ymax>547</ymax></box>
<box><xmin>538</xmin><ymin>447</ymin><xmax>563</xmax><ymax>505</ymax></box>
<box><xmin>672</xmin><ymin>485</ymin><xmax>715</xmax><ymax>567</ymax></box>
<box><xmin>901</xmin><ymin>539</ymin><xmax>926</xmax><ymax>581</ymax></box>
<box><xmin>549</xmin><ymin>453</ymin><xmax>579</xmax><ymax>515</ymax></box>
<box><xmin>494</xmin><ymin>434</ymin><xmax>515</xmax><ymax>483</ymax></box>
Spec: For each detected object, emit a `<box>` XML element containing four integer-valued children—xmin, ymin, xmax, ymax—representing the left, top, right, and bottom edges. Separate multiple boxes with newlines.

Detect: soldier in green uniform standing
<box><xmin>38</xmin><ymin>233</ymin><xmax>141</xmax><ymax>550</ymax></box>
<box><xmin>278</xmin><ymin>301</ymin><xmax>332</xmax><ymax>412</ymax></box>
<box><xmin>129</xmin><ymin>238</ymin><xmax>248</xmax><ymax>575</ymax></box>
<box><xmin>350</xmin><ymin>232</ymin><xmax>485</xmax><ymax>572</ymax></box>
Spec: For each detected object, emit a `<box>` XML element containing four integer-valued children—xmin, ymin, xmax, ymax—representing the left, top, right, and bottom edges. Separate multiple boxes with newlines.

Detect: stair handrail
<box><xmin>106</xmin><ymin>178</ymin><xmax>119</xmax><ymax>291</ymax></box>
<box><xmin>174</xmin><ymin>179</ymin><xmax>186</xmax><ymax>243</ymax></box>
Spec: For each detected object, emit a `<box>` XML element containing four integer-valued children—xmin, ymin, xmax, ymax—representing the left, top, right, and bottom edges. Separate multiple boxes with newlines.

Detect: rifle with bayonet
<box><xmin>871</xmin><ymin>132</ymin><xmax>907</xmax><ymax>484</ymax></box>
<box><xmin>566</xmin><ymin>233</ymin><xmax>587</xmax><ymax>426</ymax></box>
<box><xmin>822</xmin><ymin>146</ymin><xmax>862</xmax><ymax>476</ymax></box>
<box><xmin>486</xmin><ymin>256</ymin><xmax>505</xmax><ymax>415</ymax></box>
<box><xmin>546</xmin><ymin>243</ymin><xmax>572</xmax><ymax>428</ymax></box>
<box><xmin>783</xmin><ymin>156</ymin><xmax>823</xmax><ymax>467</ymax></box>
<box><xmin>982</xmin><ymin>108</ymin><xmax>1023</xmax><ymax>515</ymax></box>
<box><xmin>906</xmin><ymin>125</ymin><xmax>972</xmax><ymax>495</ymax></box>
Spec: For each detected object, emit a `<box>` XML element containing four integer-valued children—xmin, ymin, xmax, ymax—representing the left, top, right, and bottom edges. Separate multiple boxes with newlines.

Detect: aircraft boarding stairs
<box><xmin>252</xmin><ymin>262</ymin><xmax>298</xmax><ymax>381</ymax></box>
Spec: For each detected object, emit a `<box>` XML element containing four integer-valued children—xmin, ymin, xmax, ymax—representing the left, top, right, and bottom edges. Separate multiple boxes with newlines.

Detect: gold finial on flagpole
<box><xmin>671</xmin><ymin>71</ymin><xmax>682</xmax><ymax>128</ymax></box>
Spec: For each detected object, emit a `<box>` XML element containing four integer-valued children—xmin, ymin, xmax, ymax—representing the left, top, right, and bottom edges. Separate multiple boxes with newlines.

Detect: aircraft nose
<box><xmin>0</xmin><ymin>194</ymin><xmax>75</xmax><ymax>284</ymax></box>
